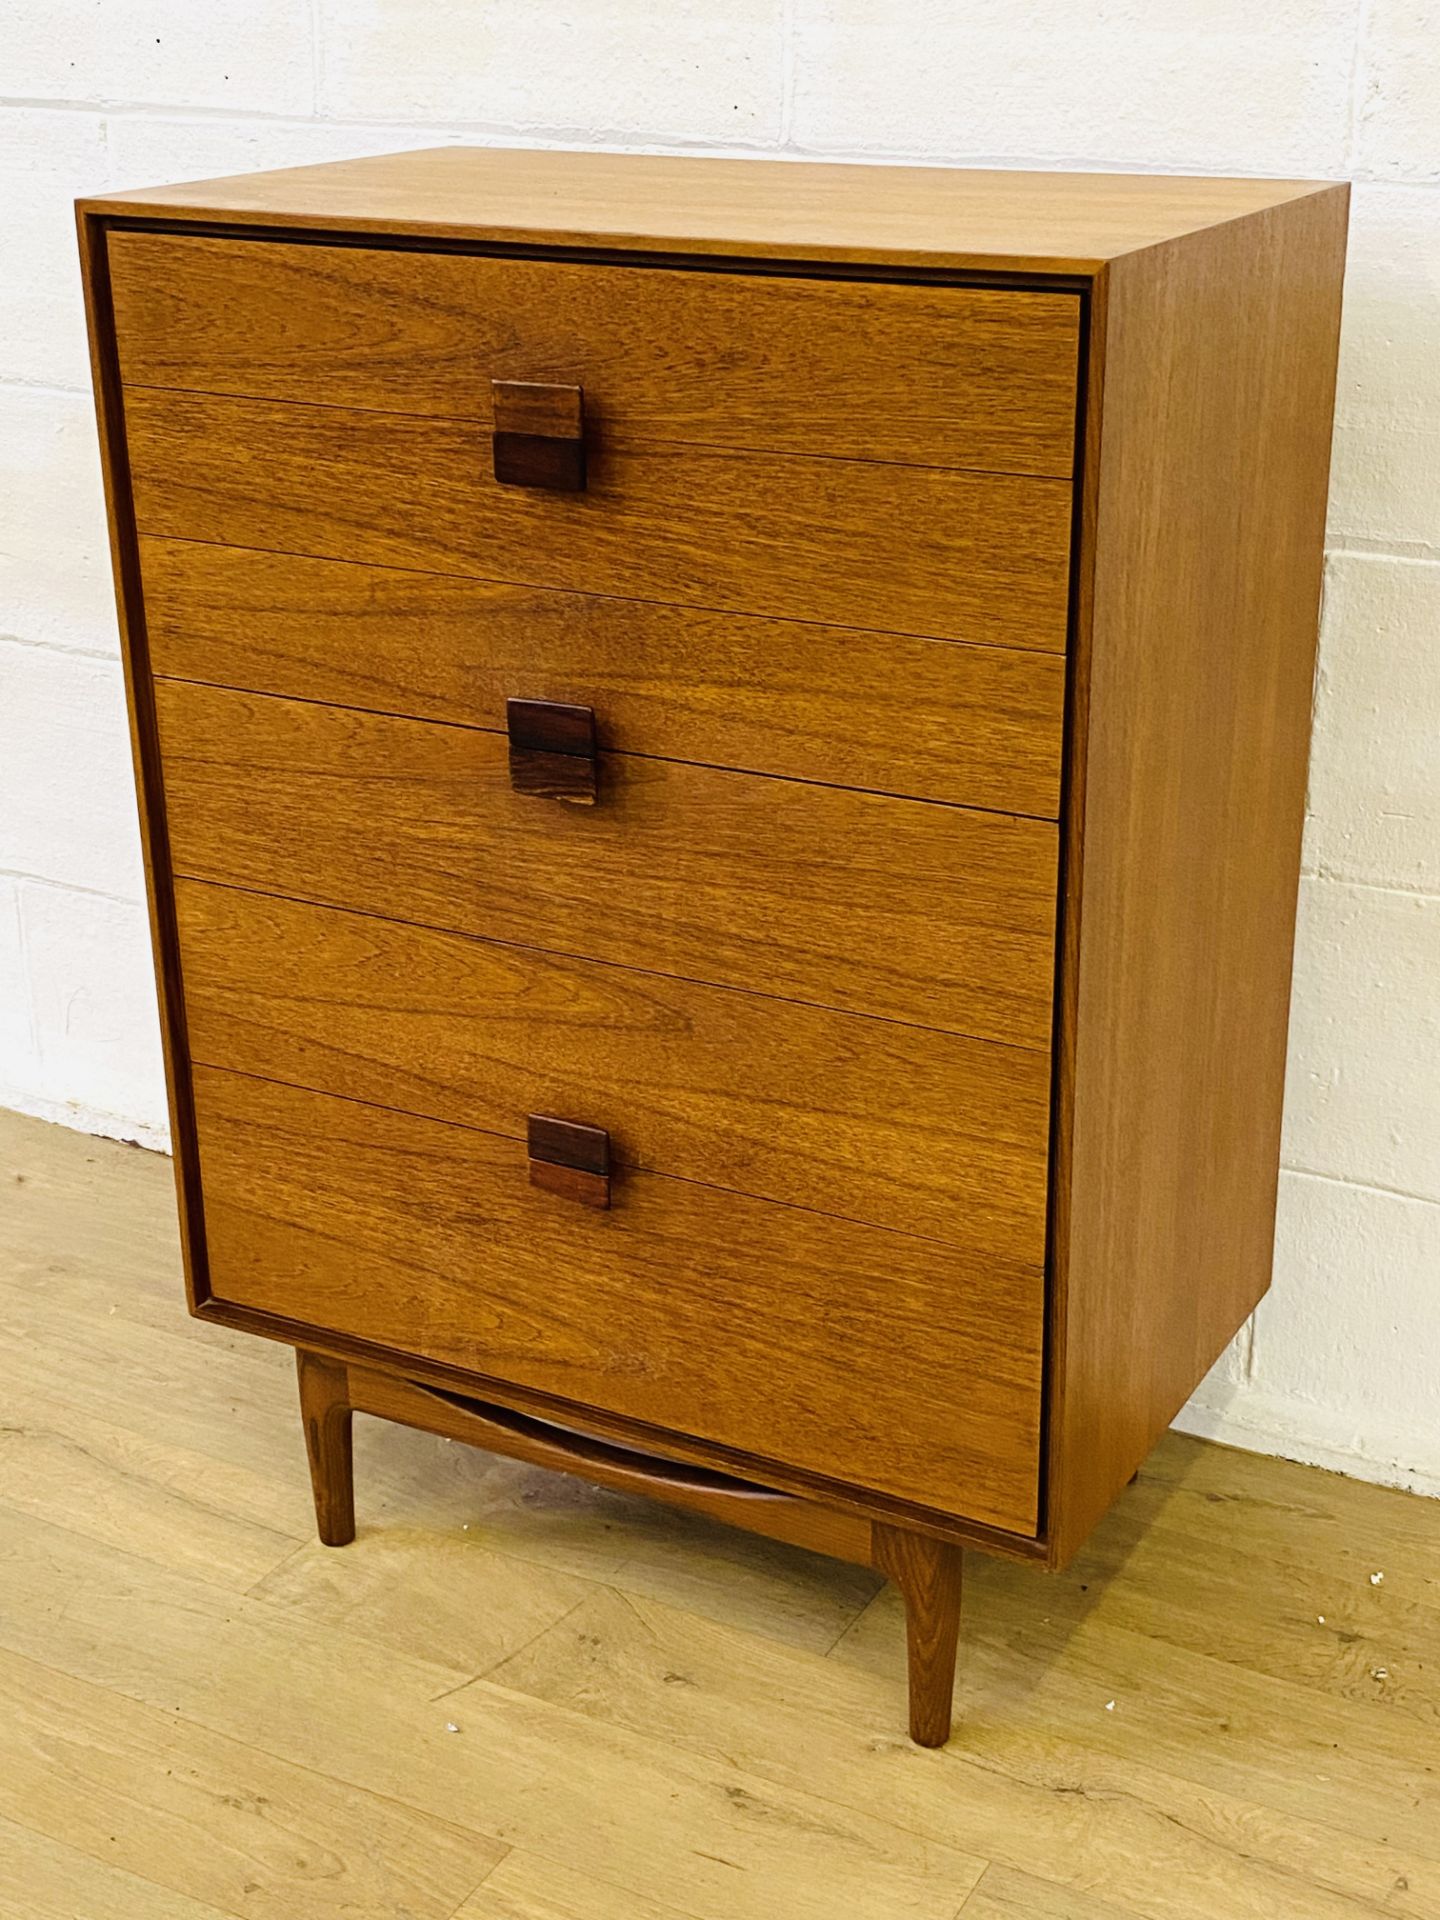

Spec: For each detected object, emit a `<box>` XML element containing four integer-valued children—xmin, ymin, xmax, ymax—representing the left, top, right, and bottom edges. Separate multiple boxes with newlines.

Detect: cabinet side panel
<box><xmin>75</xmin><ymin>211</ymin><xmax>208</xmax><ymax>1307</ymax></box>
<box><xmin>1051</xmin><ymin>187</ymin><xmax>1349</xmax><ymax>1565</ymax></box>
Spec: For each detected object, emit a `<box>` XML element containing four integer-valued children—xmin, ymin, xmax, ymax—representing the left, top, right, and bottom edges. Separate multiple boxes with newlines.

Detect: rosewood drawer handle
<box><xmin>506</xmin><ymin>697</ymin><xmax>598</xmax><ymax>804</ymax></box>
<box><xmin>527</xmin><ymin>1114</ymin><xmax>611</xmax><ymax>1209</ymax></box>
<box><xmin>492</xmin><ymin>379</ymin><xmax>586</xmax><ymax>491</ymax></box>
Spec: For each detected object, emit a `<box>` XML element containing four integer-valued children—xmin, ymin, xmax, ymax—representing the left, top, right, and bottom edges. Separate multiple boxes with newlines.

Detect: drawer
<box><xmin>192</xmin><ymin>1064</ymin><xmax>1045</xmax><ymax>1532</ymax></box>
<box><xmin>139</xmin><ymin>538</ymin><xmax>1066</xmax><ymax>817</ymax></box>
<box><xmin>124</xmin><ymin>388</ymin><xmax>1072</xmax><ymax>651</ymax></box>
<box><xmin>109</xmin><ymin>232</ymin><xmax>1080</xmax><ymax>477</ymax></box>
<box><xmin>155</xmin><ymin>680</ymin><xmax>1059</xmax><ymax>1049</ymax></box>
<box><xmin>176</xmin><ymin>880</ymin><xmax>1051</xmax><ymax>1259</ymax></box>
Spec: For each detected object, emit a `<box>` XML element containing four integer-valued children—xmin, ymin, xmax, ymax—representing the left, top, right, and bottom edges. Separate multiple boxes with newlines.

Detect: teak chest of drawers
<box><xmin>79</xmin><ymin>148</ymin><xmax>1347</xmax><ymax>1746</ymax></box>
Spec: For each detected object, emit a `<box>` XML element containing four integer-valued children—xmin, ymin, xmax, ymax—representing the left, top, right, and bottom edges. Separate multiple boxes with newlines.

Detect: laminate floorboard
<box><xmin>1</xmin><ymin>1106</ymin><xmax>1435</xmax><ymax>1919</ymax></box>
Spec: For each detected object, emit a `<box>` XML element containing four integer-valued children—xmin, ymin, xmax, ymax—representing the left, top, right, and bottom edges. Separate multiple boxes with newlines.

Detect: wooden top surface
<box><xmin>80</xmin><ymin>145</ymin><xmax>1340</xmax><ymax>273</ymax></box>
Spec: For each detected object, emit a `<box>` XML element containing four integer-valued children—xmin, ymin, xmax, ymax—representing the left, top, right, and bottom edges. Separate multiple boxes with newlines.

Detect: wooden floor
<box><xmin>1</xmin><ymin>1110</ymin><xmax>1437</xmax><ymax>1920</ymax></box>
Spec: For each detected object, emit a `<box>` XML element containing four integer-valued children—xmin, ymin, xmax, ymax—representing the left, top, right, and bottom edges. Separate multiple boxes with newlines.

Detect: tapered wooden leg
<box><xmin>873</xmin><ymin>1523</ymin><xmax>963</xmax><ymax>1747</ymax></box>
<box><xmin>296</xmin><ymin>1349</ymin><xmax>354</xmax><ymax>1546</ymax></box>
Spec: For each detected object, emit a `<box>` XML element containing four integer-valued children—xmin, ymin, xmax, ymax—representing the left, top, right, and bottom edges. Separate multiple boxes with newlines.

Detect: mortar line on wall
<box><xmin>1280</xmin><ymin>1162</ymin><xmax>1440</xmax><ymax>1210</ymax></box>
<box><xmin>3</xmin><ymin>92</ymin><xmax>1371</xmax><ymax>187</ymax></box>
<box><xmin>0</xmin><ymin>96</ymin><xmax>800</xmax><ymax>160</ymax></box>
<box><xmin>0</xmin><ymin>95</ymin><xmax>336</xmax><ymax>119</ymax></box>
<box><xmin>0</xmin><ymin>369</ymin><xmax>103</xmax><ymax>396</ymax></box>
<box><xmin>0</xmin><ymin>633</ymin><xmax>118</xmax><ymax>664</ymax></box>
<box><xmin>0</xmin><ymin>374</ymin><xmax>90</xmax><ymax>400</ymax></box>
<box><xmin>1298</xmin><ymin>867</ymin><xmax>1440</xmax><ymax>904</ymax></box>
<box><xmin>1238</xmin><ymin>1314</ymin><xmax>1258</xmax><ymax>1384</ymax></box>
<box><xmin>3</xmin><ymin>871</ymin><xmax>145</xmax><ymax>911</ymax></box>
<box><xmin>1</xmin><ymin>880</ymin><xmax>41</xmax><ymax>1070</ymax></box>
<box><xmin>308</xmin><ymin>0</ymin><xmax>324</xmax><ymax>119</ymax></box>
<box><xmin>1325</xmin><ymin>538</ymin><xmax>1440</xmax><ymax>565</ymax></box>
<box><xmin>779</xmin><ymin>0</ymin><xmax>797</xmax><ymax>147</ymax></box>
<box><xmin>1343</xmin><ymin>0</ymin><xmax>1378</xmax><ymax>175</ymax></box>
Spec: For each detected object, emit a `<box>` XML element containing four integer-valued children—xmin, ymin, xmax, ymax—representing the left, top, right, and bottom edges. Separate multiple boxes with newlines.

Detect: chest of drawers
<box><xmin>79</xmin><ymin>149</ymin><xmax>1347</xmax><ymax>1746</ymax></box>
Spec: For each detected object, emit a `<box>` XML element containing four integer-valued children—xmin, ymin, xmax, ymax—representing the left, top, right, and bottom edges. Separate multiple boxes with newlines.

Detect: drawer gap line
<box><xmin>190</xmin><ymin>1055</ymin><xmax>1048</xmax><ymax>1260</ymax></box>
<box><xmin>175</xmin><ymin>873</ymin><xmax>1056</xmax><ymax>1056</ymax></box>
<box><xmin>202</xmin><ymin>1293</ymin><xmax>1049</xmax><ymax>1556</ymax></box>
<box><xmin>140</xmin><ymin>530</ymin><xmax>1073</xmax><ymax>668</ymax></box>
<box><xmin>120</xmin><ymin>379</ymin><xmax>1076</xmax><ymax>485</ymax></box>
<box><xmin>135</xmin><ymin>531</ymin><xmax>1070</xmax><ymax>661</ymax></box>
<box><xmin>96</xmin><ymin>211</ymin><xmax>1096</xmax><ymax>293</ymax></box>
<box><xmin>150</xmin><ymin>673</ymin><xmax>1061</xmax><ymax>824</ymax></box>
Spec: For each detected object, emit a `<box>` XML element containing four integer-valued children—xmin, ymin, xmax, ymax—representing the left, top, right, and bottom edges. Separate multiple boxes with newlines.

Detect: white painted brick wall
<box><xmin>1284</xmin><ymin>881</ymin><xmax>1440</xmax><ymax>1202</ymax></box>
<box><xmin>1328</xmin><ymin>185</ymin><xmax>1440</xmax><ymax>549</ymax></box>
<box><xmin>0</xmin><ymin>642</ymin><xmax>145</xmax><ymax>897</ymax></box>
<box><xmin>1305</xmin><ymin>557</ymin><xmax>1440</xmax><ymax>891</ymax></box>
<box><xmin>0</xmin><ymin>388</ymin><xmax>118</xmax><ymax>654</ymax></box>
<box><xmin>1</xmin><ymin>1</ymin><xmax>1436</xmax><ymax>1494</ymax></box>
<box><xmin>792</xmin><ymin>0</ymin><xmax>1361</xmax><ymax>174</ymax></box>
<box><xmin>317</xmin><ymin>0</ymin><xmax>787</xmax><ymax>143</ymax></box>
<box><xmin>4</xmin><ymin>0</ymin><xmax>314</xmax><ymax>115</ymax></box>
<box><xmin>0</xmin><ymin>111</ymin><xmax>110</xmax><ymax>391</ymax></box>
<box><xmin>12</xmin><ymin>883</ymin><xmax>165</xmax><ymax>1138</ymax></box>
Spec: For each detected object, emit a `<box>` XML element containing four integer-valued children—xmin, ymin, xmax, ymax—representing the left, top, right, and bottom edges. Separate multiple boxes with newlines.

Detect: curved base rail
<box><xmin>293</xmin><ymin>1345</ymin><xmax>962</xmax><ymax>1745</ymax></box>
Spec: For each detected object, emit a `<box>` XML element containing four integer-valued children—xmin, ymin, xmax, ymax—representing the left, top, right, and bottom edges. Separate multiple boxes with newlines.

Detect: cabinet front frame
<box><xmin>78</xmin><ymin>205</ymin><xmax>1098</xmax><ymax>1563</ymax></box>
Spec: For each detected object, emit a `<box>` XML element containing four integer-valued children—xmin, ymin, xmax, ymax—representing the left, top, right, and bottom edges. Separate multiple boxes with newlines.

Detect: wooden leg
<box><xmin>873</xmin><ymin>1522</ymin><xmax>963</xmax><ymax>1748</ymax></box>
<box><xmin>296</xmin><ymin>1348</ymin><xmax>355</xmax><ymax>1547</ymax></box>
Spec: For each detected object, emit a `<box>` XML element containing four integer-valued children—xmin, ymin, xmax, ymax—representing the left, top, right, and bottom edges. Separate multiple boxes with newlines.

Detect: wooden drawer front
<box><xmin>109</xmin><ymin>232</ymin><xmax>1080</xmax><ymax>478</ymax></box>
<box><xmin>177</xmin><ymin>880</ymin><xmax>1050</xmax><ymax>1260</ymax></box>
<box><xmin>193</xmin><ymin>1066</ymin><xmax>1044</xmax><ymax>1532</ymax></box>
<box><xmin>124</xmin><ymin>389</ymin><xmax>1072</xmax><ymax>652</ymax></box>
<box><xmin>155</xmin><ymin>680</ymin><xmax>1059</xmax><ymax>1050</ymax></box>
<box><xmin>140</xmin><ymin>539</ymin><xmax>1066</xmax><ymax>817</ymax></box>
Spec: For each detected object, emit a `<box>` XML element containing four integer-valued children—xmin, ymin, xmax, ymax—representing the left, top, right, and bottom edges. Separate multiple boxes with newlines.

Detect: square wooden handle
<box><xmin>527</xmin><ymin>1114</ymin><xmax>610</xmax><ymax>1209</ymax></box>
<box><xmin>506</xmin><ymin>698</ymin><xmax>598</xmax><ymax>804</ymax></box>
<box><xmin>492</xmin><ymin>380</ymin><xmax>586</xmax><ymax>491</ymax></box>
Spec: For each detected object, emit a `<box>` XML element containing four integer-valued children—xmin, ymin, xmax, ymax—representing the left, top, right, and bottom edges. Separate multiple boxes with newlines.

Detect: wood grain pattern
<box><xmin>123</xmin><ymin>388</ymin><xmax>1073</xmax><ymax>651</ymax></box>
<box><xmin>496</xmin><ymin>1567</ymin><xmax>1440</xmax><ymax>1920</ymax></box>
<box><xmin>155</xmin><ymin>680</ymin><xmax>1060</xmax><ymax>1049</ymax></box>
<box><xmin>2</xmin><ymin>1518</ymin><xmax>991</xmax><ymax>1920</ymax></box>
<box><xmin>75</xmin><ymin>211</ymin><xmax>209</xmax><ymax>1316</ymax></box>
<box><xmin>295</xmin><ymin>1348</ymin><xmax>354</xmax><ymax>1547</ymax></box>
<box><xmin>84</xmin><ymin>147</ymin><xmax>1338</xmax><ymax>274</ymax></box>
<box><xmin>1047</xmin><ymin>184</ymin><xmax>1350</xmax><ymax>1565</ymax></box>
<box><xmin>463</xmin><ymin>1854</ymin><xmax>702</xmax><ymax>1920</ymax></box>
<box><xmin>191</xmin><ymin>1065</ymin><xmax>1045</xmax><ymax>1533</ymax></box>
<box><xmin>173</xmin><ymin>878</ymin><xmax>1051</xmax><ymax>1258</ymax></box>
<box><xmin>957</xmin><ymin>1869</ymin><xmax>1145</xmax><ymax>1920</ymax></box>
<box><xmin>137</xmin><ymin>537</ymin><xmax>1067</xmax><ymax>816</ymax></box>
<box><xmin>0</xmin><ymin>1657</ymin><xmax>501</xmax><ymax>1920</ymax></box>
<box><xmin>871</xmin><ymin>1521</ymin><xmax>965</xmax><ymax>1746</ymax></box>
<box><xmin>107</xmin><ymin>230</ymin><xmax>1080</xmax><ymax>476</ymax></box>
<box><xmin>348</xmin><ymin>1366</ymin><xmax>877</xmax><ymax>1566</ymax></box>
<box><xmin>80</xmin><ymin>157</ymin><xmax>1352</xmax><ymax>1647</ymax></box>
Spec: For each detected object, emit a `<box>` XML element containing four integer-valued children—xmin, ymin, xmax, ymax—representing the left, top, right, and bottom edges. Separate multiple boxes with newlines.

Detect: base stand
<box><xmin>293</xmin><ymin>1346</ymin><xmax>963</xmax><ymax>1745</ymax></box>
